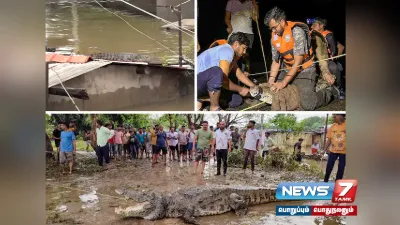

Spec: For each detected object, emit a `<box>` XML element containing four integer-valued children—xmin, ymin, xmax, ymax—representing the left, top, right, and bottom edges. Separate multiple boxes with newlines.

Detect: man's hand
<box><xmin>228</xmin><ymin>147</ymin><xmax>232</xmax><ymax>152</ymax></box>
<box><xmin>243</xmin><ymin>71</ymin><xmax>250</xmax><ymax>77</ymax></box>
<box><xmin>227</xmin><ymin>26</ymin><xmax>232</xmax><ymax>34</ymax></box>
<box><xmin>272</xmin><ymin>81</ymin><xmax>287</xmax><ymax>93</ymax></box>
<box><xmin>323</xmin><ymin>73</ymin><xmax>335</xmax><ymax>86</ymax></box>
<box><xmin>239</xmin><ymin>87</ymin><xmax>250</xmax><ymax>97</ymax></box>
<box><xmin>211</xmin><ymin>146</ymin><xmax>215</xmax><ymax>153</ymax></box>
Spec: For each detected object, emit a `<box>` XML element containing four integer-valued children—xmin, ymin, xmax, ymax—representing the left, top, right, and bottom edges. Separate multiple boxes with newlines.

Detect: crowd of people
<box><xmin>51</xmin><ymin>114</ymin><xmax>346</xmax><ymax>182</ymax></box>
<box><xmin>197</xmin><ymin>1</ymin><xmax>345</xmax><ymax>111</ymax></box>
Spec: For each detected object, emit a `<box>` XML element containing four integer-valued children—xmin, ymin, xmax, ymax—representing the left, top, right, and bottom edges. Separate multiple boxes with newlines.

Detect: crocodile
<box><xmin>90</xmin><ymin>52</ymin><xmax>164</xmax><ymax>65</ymax></box>
<box><xmin>115</xmin><ymin>184</ymin><xmax>278</xmax><ymax>224</ymax></box>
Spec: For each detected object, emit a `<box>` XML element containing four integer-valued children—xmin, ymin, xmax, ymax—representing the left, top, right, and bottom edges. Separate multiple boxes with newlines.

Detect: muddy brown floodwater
<box><xmin>46</xmin><ymin>0</ymin><xmax>193</xmax><ymax>61</ymax></box>
<box><xmin>46</xmin><ymin>151</ymin><xmax>345</xmax><ymax>225</ymax></box>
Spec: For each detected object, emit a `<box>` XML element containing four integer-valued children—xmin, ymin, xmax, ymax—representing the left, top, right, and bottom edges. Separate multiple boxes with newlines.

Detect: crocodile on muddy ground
<box><xmin>115</xmin><ymin>184</ymin><xmax>279</xmax><ymax>224</ymax></box>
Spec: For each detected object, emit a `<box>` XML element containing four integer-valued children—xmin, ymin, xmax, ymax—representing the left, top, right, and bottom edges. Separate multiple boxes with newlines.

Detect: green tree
<box><xmin>268</xmin><ymin>114</ymin><xmax>305</xmax><ymax>137</ymax></box>
<box><xmin>302</xmin><ymin>116</ymin><xmax>325</xmax><ymax>131</ymax></box>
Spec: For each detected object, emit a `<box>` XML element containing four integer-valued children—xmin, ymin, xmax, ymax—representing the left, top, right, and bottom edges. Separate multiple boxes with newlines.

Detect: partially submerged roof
<box><xmin>47</xmin><ymin>60</ymin><xmax>112</xmax><ymax>88</ymax></box>
<box><xmin>46</xmin><ymin>53</ymin><xmax>92</xmax><ymax>63</ymax></box>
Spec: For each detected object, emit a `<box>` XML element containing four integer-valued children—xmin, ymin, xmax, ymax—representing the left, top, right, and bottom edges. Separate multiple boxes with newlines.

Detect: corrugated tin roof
<box><xmin>48</xmin><ymin>60</ymin><xmax>112</xmax><ymax>88</ymax></box>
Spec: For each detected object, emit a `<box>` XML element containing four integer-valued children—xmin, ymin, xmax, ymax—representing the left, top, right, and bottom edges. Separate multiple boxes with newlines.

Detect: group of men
<box><xmin>52</xmin><ymin>114</ymin><xmax>346</xmax><ymax>182</ymax></box>
<box><xmin>197</xmin><ymin>1</ymin><xmax>345</xmax><ymax>111</ymax></box>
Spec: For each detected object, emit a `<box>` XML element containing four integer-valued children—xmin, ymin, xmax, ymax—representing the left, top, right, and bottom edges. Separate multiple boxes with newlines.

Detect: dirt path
<box><xmin>46</xmin><ymin>152</ymin><xmax>338</xmax><ymax>225</ymax></box>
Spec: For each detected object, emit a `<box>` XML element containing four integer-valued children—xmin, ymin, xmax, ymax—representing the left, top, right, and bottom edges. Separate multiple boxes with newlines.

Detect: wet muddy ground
<box><xmin>46</xmin><ymin>151</ymin><xmax>344</xmax><ymax>225</ymax></box>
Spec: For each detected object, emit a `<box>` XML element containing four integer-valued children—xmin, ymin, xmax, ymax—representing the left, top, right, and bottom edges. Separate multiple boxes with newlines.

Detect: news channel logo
<box><xmin>276</xmin><ymin>180</ymin><xmax>358</xmax><ymax>202</ymax></box>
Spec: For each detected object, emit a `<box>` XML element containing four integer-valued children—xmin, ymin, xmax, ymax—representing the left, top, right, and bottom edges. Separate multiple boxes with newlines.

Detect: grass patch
<box><xmin>227</xmin><ymin>148</ymin><xmax>324</xmax><ymax>178</ymax></box>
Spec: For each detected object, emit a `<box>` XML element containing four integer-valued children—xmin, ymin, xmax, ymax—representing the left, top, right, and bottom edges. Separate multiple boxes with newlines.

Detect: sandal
<box><xmin>197</xmin><ymin>99</ymin><xmax>205</xmax><ymax>111</ymax></box>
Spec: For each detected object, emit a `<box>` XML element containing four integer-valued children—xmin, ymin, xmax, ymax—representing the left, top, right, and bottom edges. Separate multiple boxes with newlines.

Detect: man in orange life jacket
<box><xmin>208</xmin><ymin>38</ymin><xmax>258</xmax><ymax>109</ymax></box>
<box><xmin>264</xmin><ymin>7</ymin><xmax>339</xmax><ymax>110</ymax></box>
<box><xmin>310</xmin><ymin>17</ymin><xmax>345</xmax><ymax>99</ymax></box>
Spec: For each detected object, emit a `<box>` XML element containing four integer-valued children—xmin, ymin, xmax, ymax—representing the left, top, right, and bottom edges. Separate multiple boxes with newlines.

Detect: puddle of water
<box><xmin>79</xmin><ymin>190</ymin><xmax>99</xmax><ymax>209</ymax></box>
<box><xmin>46</xmin><ymin>151</ymin><xmax>344</xmax><ymax>225</ymax></box>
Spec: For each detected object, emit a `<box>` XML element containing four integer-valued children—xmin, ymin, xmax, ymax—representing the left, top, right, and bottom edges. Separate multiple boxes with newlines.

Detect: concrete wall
<box><xmin>269</xmin><ymin>132</ymin><xmax>323</xmax><ymax>149</ymax></box>
<box><xmin>47</xmin><ymin>64</ymin><xmax>194</xmax><ymax>111</ymax></box>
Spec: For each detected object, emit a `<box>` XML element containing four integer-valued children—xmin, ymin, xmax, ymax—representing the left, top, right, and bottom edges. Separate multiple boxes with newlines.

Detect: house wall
<box><xmin>268</xmin><ymin>132</ymin><xmax>323</xmax><ymax>151</ymax></box>
<box><xmin>47</xmin><ymin>64</ymin><xmax>194</xmax><ymax>111</ymax></box>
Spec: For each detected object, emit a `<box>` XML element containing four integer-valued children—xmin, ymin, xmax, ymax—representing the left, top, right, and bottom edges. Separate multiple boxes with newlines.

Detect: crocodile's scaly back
<box><xmin>90</xmin><ymin>53</ymin><xmax>163</xmax><ymax>64</ymax></box>
<box><xmin>167</xmin><ymin>185</ymin><xmax>278</xmax><ymax>217</ymax></box>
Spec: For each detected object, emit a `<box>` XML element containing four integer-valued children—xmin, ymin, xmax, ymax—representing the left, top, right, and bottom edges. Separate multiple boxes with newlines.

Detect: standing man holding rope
<box><xmin>225</xmin><ymin>0</ymin><xmax>259</xmax><ymax>73</ymax></box>
<box><xmin>264</xmin><ymin>7</ymin><xmax>339</xmax><ymax>111</ymax></box>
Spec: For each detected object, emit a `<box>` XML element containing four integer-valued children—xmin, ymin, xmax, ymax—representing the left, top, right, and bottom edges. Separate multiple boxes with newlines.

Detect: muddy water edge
<box><xmin>46</xmin><ymin>151</ymin><xmax>344</xmax><ymax>225</ymax></box>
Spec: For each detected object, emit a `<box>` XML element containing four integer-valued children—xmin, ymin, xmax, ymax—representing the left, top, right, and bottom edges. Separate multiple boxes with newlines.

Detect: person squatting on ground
<box><xmin>214</xmin><ymin>121</ymin><xmax>232</xmax><ymax>176</ymax></box>
<box><xmin>243</xmin><ymin>120</ymin><xmax>260</xmax><ymax>174</ymax></box>
<box><xmin>324</xmin><ymin>114</ymin><xmax>346</xmax><ymax>182</ymax></box>
<box><xmin>167</xmin><ymin>127</ymin><xmax>179</xmax><ymax>161</ymax></box>
<box><xmin>178</xmin><ymin>125</ymin><xmax>189</xmax><ymax>161</ymax></box>
<box><xmin>96</xmin><ymin>120</ymin><xmax>114</xmax><ymax>171</ymax></box>
<box><xmin>59</xmin><ymin>122</ymin><xmax>76</xmax><ymax>174</ymax></box>
<box><xmin>197</xmin><ymin>32</ymin><xmax>250</xmax><ymax>111</ymax></box>
<box><xmin>192</xmin><ymin>121</ymin><xmax>214</xmax><ymax>175</ymax></box>
<box><xmin>264</xmin><ymin>7</ymin><xmax>339</xmax><ymax>111</ymax></box>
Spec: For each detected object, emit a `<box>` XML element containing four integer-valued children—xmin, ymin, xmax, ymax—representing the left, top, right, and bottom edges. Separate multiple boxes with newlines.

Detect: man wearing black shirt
<box><xmin>52</xmin><ymin>122</ymin><xmax>62</xmax><ymax>160</ymax></box>
<box><xmin>293</xmin><ymin>138</ymin><xmax>304</xmax><ymax>162</ymax></box>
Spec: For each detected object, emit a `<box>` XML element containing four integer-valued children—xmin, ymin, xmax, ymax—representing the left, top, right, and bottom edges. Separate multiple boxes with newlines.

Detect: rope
<box><xmin>49</xmin><ymin>67</ymin><xmax>81</xmax><ymax>111</ymax></box>
<box><xmin>240</xmin><ymin>101</ymin><xmax>266</xmax><ymax>111</ymax></box>
<box><xmin>47</xmin><ymin>183</ymin><xmax>127</xmax><ymax>201</ymax></box>
<box><xmin>239</xmin><ymin>54</ymin><xmax>347</xmax><ymax>111</ymax></box>
<box><xmin>93</xmin><ymin>0</ymin><xmax>194</xmax><ymax>65</ymax></box>
<box><xmin>117</xmin><ymin>0</ymin><xmax>194</xmax><ymax>37</ymax></box>
<box><xmin>175</xmin><ymin>0</ymin><xmax>191</xmax><ymax>8</ymax></box>
<box><xmin>248</xmin><ymin>54</ymin><xmax>346</xmax><ymax>76</ymax></box>
<box><xmin>255</xmin><ymin>19</ymin><xmax>268</xmax><ymax>80</ymax></box>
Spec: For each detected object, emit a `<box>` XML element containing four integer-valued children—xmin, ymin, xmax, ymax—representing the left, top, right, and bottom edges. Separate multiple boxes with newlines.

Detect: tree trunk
<box><xmin>91</xmin><ymin>114</ymin><xmax>98</xmax><ymax>149</ymax></box>
<box><xmin>186</xmin><ymin>114</ymin><xmax>192</xmax><ymax>126</ymax></box>
<box><xmin>168</xmin><ymin>114</ymin><xmax>173</xmax><ymax>128</ymax></box>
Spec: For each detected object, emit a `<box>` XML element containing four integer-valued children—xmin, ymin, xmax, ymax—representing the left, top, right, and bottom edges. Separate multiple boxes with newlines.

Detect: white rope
<box><xmin>94</xmin><ymin>0</ymin><xmax>194</xmax><ymax>65</ymax></box>
<box><xmin>49</xmin><ymin>67</ymin><xmax>80</xmax><ymax>111</ymax></box>
<box><xmin>248</xmin><ymin>54</ymin><xmax>346</xmax><ymax>76</ymax></box>
<box><xmin>117</xmin><ymin>0</ymin><xmax>194</xmax><ymax>37</ymax></box>
<box><xmin>175</xmin><ymin>0</ymin><xmax>191</xmax><ymax>8</ymax></box>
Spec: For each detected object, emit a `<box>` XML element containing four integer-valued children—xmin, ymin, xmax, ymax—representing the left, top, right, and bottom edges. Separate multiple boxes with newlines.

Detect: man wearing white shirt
<box><xmin>167</xmin><ymin>127</ymin><xmax>179</xmax><ymax>161</ymax></box>
<box><xmin>262</xmin><ymin>132</ymin><xmax>278</xmax><ymax>158</ymax></box>
<box><xmin>187</xmin><ymin>124</ymin><xmax>196</xmax><ymax>161</ymax></box>
<box><xmin>243</xmin><ymin>120</ymin><xmax>260</xmax><ymax>173</ymax></box>
<box><xmin>214</xmin><ymin>121</ymin><xmax>232</xmax><ymax>176</ymax></box>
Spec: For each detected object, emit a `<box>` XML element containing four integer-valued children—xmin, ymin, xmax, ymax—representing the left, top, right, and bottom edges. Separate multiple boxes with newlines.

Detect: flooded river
<box><xmin>46</xmin><ymin>0</ymin><xmax>194</xmax><ymax>62</ymax></box>
<box><xmin>46</xmin><ymin>150</ymin><xmax>345</xmax><ymax>225</ymax></box>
